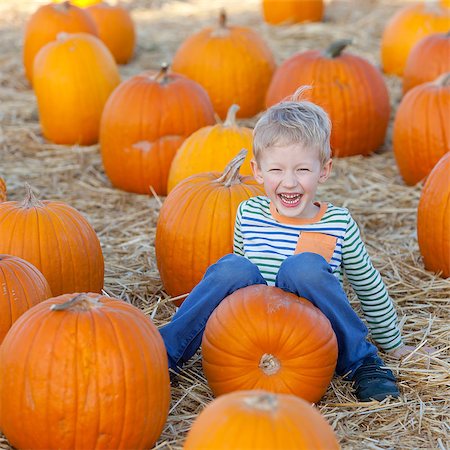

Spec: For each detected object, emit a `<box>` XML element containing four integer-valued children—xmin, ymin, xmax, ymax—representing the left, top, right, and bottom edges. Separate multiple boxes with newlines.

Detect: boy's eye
<box><xmin>269</xmin><ymin>168</ymin><xmax>281</xmax><ymax>172</ymax></box>
<box><xmin>298</xmin><ymin>168</ymin><xmax>310</xmax><ymax>172</ymax></box>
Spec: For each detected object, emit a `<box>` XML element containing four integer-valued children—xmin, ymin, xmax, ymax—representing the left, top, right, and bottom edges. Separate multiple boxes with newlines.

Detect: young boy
<box><xmin>160</xmin><ymin>91</ymin><xmax>413</xmax><ymax>402</ymax></box>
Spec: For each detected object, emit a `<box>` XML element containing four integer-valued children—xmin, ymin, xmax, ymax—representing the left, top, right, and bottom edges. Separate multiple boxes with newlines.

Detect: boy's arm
<box><xmin>342</xmin><ymin>215</ymin><xmax>404</xmax><ymax>353</ymax></box>
<box><xmin>233</xmin><ymin>202</ymin><xmax>245</xmax><ymax>256</ymax></box>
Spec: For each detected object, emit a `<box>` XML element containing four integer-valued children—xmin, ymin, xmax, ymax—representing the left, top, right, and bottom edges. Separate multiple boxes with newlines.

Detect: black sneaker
<box><xmin>352</xmin><ymin>356</ymin><xmax>400</xmax><ymax>402</ymax></box>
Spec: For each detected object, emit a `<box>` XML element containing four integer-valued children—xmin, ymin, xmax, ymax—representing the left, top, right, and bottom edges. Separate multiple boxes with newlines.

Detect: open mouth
<box><xmin>278</xmin><ymin>193</ymin><xmax>302</xmax><ymax>206</ymax></box>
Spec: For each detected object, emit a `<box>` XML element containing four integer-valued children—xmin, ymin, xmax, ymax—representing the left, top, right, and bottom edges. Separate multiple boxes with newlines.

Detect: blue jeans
<box><xmin>159</xmin><ymin>252</ymin><xmax>379</xmax><ymax>377</ymax></box>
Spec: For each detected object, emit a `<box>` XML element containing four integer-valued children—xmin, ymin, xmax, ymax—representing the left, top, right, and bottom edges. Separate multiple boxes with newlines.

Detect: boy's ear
<box><xmin>319</xmin><ymin>158</ymin><xmax>332</xmax><ymax>183</ymax></box>
<box><xmin>251</xmin><ymin>158</ymin><xmax>264</xmax><ymax>184</ymax></box>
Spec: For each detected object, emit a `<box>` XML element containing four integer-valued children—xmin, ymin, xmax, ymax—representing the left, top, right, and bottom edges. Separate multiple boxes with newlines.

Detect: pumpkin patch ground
<box><xmin>0</xmin><ymin>0</ymin><xmax>449</xmax><ymax>449</ymax></box>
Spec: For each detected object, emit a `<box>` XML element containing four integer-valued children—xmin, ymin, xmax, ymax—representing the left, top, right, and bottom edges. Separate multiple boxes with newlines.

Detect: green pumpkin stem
<box><xmin>21</xmin><ymin>183</ymin><xmax>44</xmax><ymax>209</ymax></box>
<box><xmin>215</xmin><ymin>149</ymin><xmax>247</xmax><ymax>187</ymax></box>
<box><xmin>322</xmin><ymin>39</ymin><xmax>352</xmax><ymax>58</ymax></box>
<box><xmin>223</xmin><ymin>104</ymin><xmax>240</xmax><ymax>127</ymax></box>
<box><xmin>50</xmin><ymin>293</ymin><xmax>102</xmax><ymax>312</ymax></box>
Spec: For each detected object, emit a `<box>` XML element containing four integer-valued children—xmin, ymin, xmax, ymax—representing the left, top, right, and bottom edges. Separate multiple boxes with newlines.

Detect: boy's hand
<box><xmin>388</xmin><ymin>344</ymin><xmax>436</xmax><ymax>359</ymax></box>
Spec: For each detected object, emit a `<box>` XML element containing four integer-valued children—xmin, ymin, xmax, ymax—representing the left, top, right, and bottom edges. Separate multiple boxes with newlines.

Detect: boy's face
<box><xmin>251</xmin><ymin>142</ymin><xmax>332</xmax><ymax>219</ymax></box>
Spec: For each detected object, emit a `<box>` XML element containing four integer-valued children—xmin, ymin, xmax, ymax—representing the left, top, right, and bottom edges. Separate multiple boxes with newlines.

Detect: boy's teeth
<box><xmin>280</xmin><ymin>194</ymin><xmax>301</xmax><ymax>204</ymax></box>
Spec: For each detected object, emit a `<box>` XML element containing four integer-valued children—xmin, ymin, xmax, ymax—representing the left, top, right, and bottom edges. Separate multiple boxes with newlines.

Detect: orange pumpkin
<box><xmin>393</xmin><ymin>73</ymin><xmax>450</xmax><ymax>185</ymax></box>
<box><xmin>417</xmin><ymin>152</ymin><xmax>450</xmax><ymax>278</ymax></box>
<box><xmin>266</xmin><ymin>39</ymin><xmax>390</xmax><ymax>157</ymax></box>
<box><xmin>156</xmin><ymin>150</ymin><xmax>263</xmax><ymax>303</ymax></box>
<box><xmin>100</xmin><ymin>64</ymin><xmax>215</xmax><ymax>195</ymax></box>
<box><xmin>262</xmin><ymin>0</ymin><xmax>324</xmax><ymax>25</ymax></box>
<box><xmin>167</xmin><ymin>104</ymin><xmax>253</xmax><ymax>192</ymax></box>
<box><xmin>202</xmin><ymin>285</ymin><xmax>338</xmax><ymax>402</ymax></box>
<box><xmin>403</xmin><ymin>31</ymin><xmax>450</xmax><ymax>94</ymax></box>
<box><xmin>33</xmin><ymin>32</ymin><xmax>120</xmax><ymax>145</ymax></box>
<box><xmin>23</xmin><ymin>1</ymin><xmax>98</xmax><ymax>83</ymax></box>
<box><xmin>86</xmin><ymin>3</ymin><xmax>135</xmax><ymax>64</ymax></box>
<box><xmin>0</xmin><ymin>185</ymin><xmax>104</xmax><ymax>296</ymax></box>
<box><xmin>0</xmin><ymin>292</ymin><xmax>170</xmax><ymax>450</ymax></box>
<box><xmin>184</xmin><ymin>390</ymin><xmax>340</xmax><ymax>449</ymax></box>
<box><xmin>172</xmin><ymin>10</ymin><xmax>276</xmax><ymax>119</ymax></box>
<box><xmin>0</xmin><ymin>178</ymin><xmax>6</xmax><ymax>202</ymax></box>
<box><xmin>0</xmin><ymin>255</ymin><xmax>52</xmax><ymax>343</ymax></box>
<box><xmin>380</xmin><ymin>0</ymin><xmax>450</xmax><ymax>76</ymax></box>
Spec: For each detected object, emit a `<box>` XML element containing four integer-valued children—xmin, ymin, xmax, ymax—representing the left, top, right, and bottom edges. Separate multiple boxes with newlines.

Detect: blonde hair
<box><xmin>253</xmin><ymin>87</ymin><xmax>332</xmax><ymax>166</ymax></box>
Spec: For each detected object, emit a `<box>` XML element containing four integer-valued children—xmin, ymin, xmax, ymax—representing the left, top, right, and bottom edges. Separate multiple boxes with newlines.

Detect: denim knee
<box><xmin>208</xmin><ymin>254</ymin><xmax>264</xmax><ymax>287</ymax></box>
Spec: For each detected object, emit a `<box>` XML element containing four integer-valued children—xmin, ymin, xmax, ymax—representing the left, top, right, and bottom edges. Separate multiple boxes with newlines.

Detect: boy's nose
<box><xmin>282</xmin><ymin>172</ymin><xmax>298</xmax><ymax>188</ymax></box>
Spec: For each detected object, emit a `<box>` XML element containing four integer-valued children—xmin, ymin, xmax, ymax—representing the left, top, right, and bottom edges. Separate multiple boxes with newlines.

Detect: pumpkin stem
<box><xmin>219</xmin><ymin>9</ymin><xmax>227</xmax><ymax>28</ymax></box>
<box><xmin>244</xmin><ymin>393</ymin><xmax>278</xmax><ymax>411</ymax></box>
<box><xmin>223</xmin><ymin>104</ymin><xmax>240</xmax><ymax>127</ymax></box>
<box><xmin>21</xmin><ymin>183</ymin><xmax>44</xmax><ymax>209</ymax></box>
<box><xmin>214</xmin><ymin>149</ymin><xmax>248</xmax><ymax>187</ymax></box>
<box><xmin>154</xmin><ymin>63</ymin><xmax>170</xmax><ymax>84</ymax></box>
<box><xmin>54</xmin><ymin>1</ymin><xmax>71</xmax><ymax>12</ymax></box>
<box><xmin>434</xmin><ymin>72</ymin><xmax>450</xmax><ymax>87</ymax></box>
<box><xmin>50</xmin><ymin>293</ymin><xmax>102</xmax><ymax>312</ymax></box>
<box><xmin>322</xmin><ymin>39</ymin><xmax>352</xmax><ymax>58</ymax></box>
<box><xmin>259</xmin><ymin>353</ymin><xmax>281</xmax><ymax>375</ymax></box>
<box><xmin>211</xmin><ymin>9</ymin><xmax>230</xmax><ymax>38</ymax></box>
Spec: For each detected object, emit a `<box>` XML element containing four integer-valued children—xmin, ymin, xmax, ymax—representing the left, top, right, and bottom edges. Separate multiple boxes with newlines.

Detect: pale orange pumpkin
<box><xmin>262</xmin><ymin>0</ymin><xmax>324</xmax><ymax>25</ymax></box>
<box><xmin>417</xmin><ymin>152</ymin><xmax>450</xmax><ymax>278</ymax></box>
<box><xmin>0</xmin><ymin>185</ymin><xmax>104</xmax><ymax>296</ymax></box>
<box><xmin>172</xmin><ymin>10</ymin><xmax>276</xmax><ymax>119</ymax></box>
<box><xmin>0</xmin><ymin>292</ymin><xmax>170</xmax><ymax>450</ymax></box>
<box><xmin>23</xmin><ymin>1</ymin><xmax>98</xmax><ymax>83</ymax></box>
<box><xmin>403</xmin><ymin>31</ymin><xmax>450</xmax><ymax>94</ymax></box>
<box><xmin>266</xmin><ymin>39</ymin><xmax>390</xmax><ymax>157</ymax></box>
<box><xmin>0</xmin><ymin>178</ymin><xmax>6</xmax><ymax>202</ymax></box>
<box><xmin>86</xmin><ymin>2</ymin><xmax>136</xmax><ymax>64</ymax></box>
<box><xmin>202</xmin><ymin>285</ymin><xmax>338</xmax><ymax>403</ymax></box>
<box><xmin>156</xmin><ymin>150</ymin><xmax>263</xmax><ymax>303</ymax></box>
<box><xmin>100</xmin><ymin>64</ymin><xmax>215</xmax><ymax>195</ymax></box>
<box><xmin>167</xmin><ymin>104</ymin><xmax>253</xmax><ymax>192</ymax></box>
<box><xmin>184</xmin><ymin>390</ymin><xmax>340</xmax><ymax>449</ymax></box>
<box><xmin>0</xmin><ymin>255</ymin><xmax>52</xmax><ymax>343</ymax></box>
<box><xmin>380</xmin><ymin>0</ymin><xmax>450</xmax><ymax>76</ymax></box>
<box><xmin>393</xmin><ymin>73</ymin><xmax>450</xmax><ymax>185</ymax></box>
<box><xmin>33</xmin><ymin>32</ymin><xmax>120</xmax><ymax>145</ymax></box>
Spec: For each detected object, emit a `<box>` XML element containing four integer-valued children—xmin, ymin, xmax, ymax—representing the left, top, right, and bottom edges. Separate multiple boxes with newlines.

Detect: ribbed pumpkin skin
<box><xmin>100</xmin><ymin>70</ymin><xmax>215</xmax><ymax>195</ymax></box>
<box><xmin>0</xmin><ymin>192</ymin><xmax>104</xmax><ymax>296</ymax></box>
<box><xmin>167</xmin><ymin>106</ymin><xmax>253</xmax><ymax>192</ymax></box>
<box><xmin>202</xmin><ymin>285</ymin><xmax>338</xmax><ymax>403</ymax></box>
<box><xmin>33</xmin><ymin>33</ymin><xmax>120</xmax><ymax>146</ymax></box>
<box><xmin>184</xmin><ymin>390</ymin><xmax>340</xmax><ymax>450</ymax></box>
<box><xmin>86</xmin><ymin>3</ymin><xmax>135</xmax><ymax>64</ymax></box>
<box><xmin>172</xmin><ymin>14</ymin><xmax>275</xmax><ymax>119</ymax></box>
<box><xmin>262</xmin><ymin>0</ymin><xmax>324</xmax><ymax>25</ymax></box>
<box><xmin>0</xmin><ymin>178</ymin><xmax>6</xmax><ymax>202</ymax></box>
<box><xmin>156</xmin><ymin>155</ymin><xmax>263</xmax><ymax>302</ymax></box>
<box><xmin>380</xmin><ymin>2</ymin><xmax>450</xmax><ymax>76</ymax></box>
<box><xmin>0</xmin><ymin>293</ymin><xmax>170</xmax><ymax>450</ymax></box>
<box><xmin>0</xmin><ymin>255</ymin><xmax>52</xmax><ymax>343</ymax></box>
<box><xmin>417</xmin><ymin>152</ymin><xmax>450</xmax><ymax>278</ymax></box>
<box><xmin>23</xmin><ymin>2</ymin><xmax>98</xmax><ymax>83</ymax></box>
<box><xmin>393</xmin><ymin>75</ymin><xmax>450</xmax><ymax>185</ymax></box>
<box><xmin>266</xmin><ymin>47</ymin><xmax>390</xmax><ymax>157</ymax></box>
<box><xmin>403</xmin><ymin>32</ymin><xmax>450</xmax><ymax>94</ymax></box>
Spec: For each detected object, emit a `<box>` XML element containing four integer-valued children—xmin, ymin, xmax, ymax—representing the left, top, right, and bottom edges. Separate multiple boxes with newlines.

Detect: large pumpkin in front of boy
<box><xmin>202</xmin><ymin>285</ymin><xmax>338</xmax><ymax>403</ymax></box>
<box><xmin>156</xmin><ymin>150</ymin><xmax>263</xmax><ymax>304</ymax></box>
<box><xmin>266</xmin><ymin>39</ymin><xmax>390</xmax><ymax>157</ymax></box>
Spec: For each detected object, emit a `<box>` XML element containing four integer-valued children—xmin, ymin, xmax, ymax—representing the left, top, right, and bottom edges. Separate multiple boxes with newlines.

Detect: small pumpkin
<box><xmin>172</xmin><ymin>10</ymin><xmax>276</xmax><ymax>119</ymax></box>
<box><xmin>100</xmin><ymin>64</ymin><xmax>215</xmax><ymax>195</ymax></box>
<box><xmin>184</xmin><ymin>390</ymin><xmax>340</xmax><ymax>450</ymax></box>
<box><xmin>380</xmin><ymin>0</ymin><xmax>450</xmax><ymax>76</ymax></box>
<box><xmin>202</xmin><ymin>284</ymin><xmax>338</xmax><ymax>403</ymax></box>
<box><xmin>262</xmin><ymin>0</ymin><xmax>324</xmax><ymax>25</ymax></box>
<box><xmin>167</xmin><ymin>104</ymin><xmax>253</xmax><ymax>192</ymax></box>
<box><xmin>156</xmin><ymin>150</ymin><xmax>264</xmax><ymax>303</ymax></box>
<box><xmin>417</xmin><ymin>152</ymin><xmax>450</xmax><ymax>278</ymax></box>
<box><xmin>0</xmin><ymin>185</ymin><xmax>104</xmax><ymax>296</ymax></box>
<box><xmin>403</xmin><ymin>31</ymin><xmax>450</xmax><ymax>94</ymax></box>
<box><xmin>393</xmin><ymin>73</ymin><xmax>450</xmax><ymax>185</ymax></box>
<box><xmin>23</xmin><ymin>1</ymin><xmax>98</xmax><ymax>83</ymax></box>
<box><xmin>86</xmin><ymin>2</ymin><xmax>136</xmax><ymax>64</ymax></box>
<box><xmin>33</xmin><ymin>32</ymin><xmax>120</xmax><ymax>145</ymax></box>
<box><xmin>0</xmin><ymin>255</ymin><xmax>52</xmax><ymax>343</ymax></box>
<box><xmin>266</xmin><ymin>39</ymin><xmax>390</xmax><ymax>157</ymax></box>
<box><xmin>0</xmin><ymin>292</ymin><xmax>170</xmax><ymax>450</ymax></box>
<box><xmin>0</xmin><ymin>178</ymin><xmax>6</xmax><ymax>202</ymax></box>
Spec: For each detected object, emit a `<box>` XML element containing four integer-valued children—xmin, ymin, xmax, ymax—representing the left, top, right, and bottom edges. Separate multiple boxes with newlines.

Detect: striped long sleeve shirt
<box><xmin>233</xmin><ymin>196</ymin><xmax>403</xmax><ymax>352</ymax></box>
